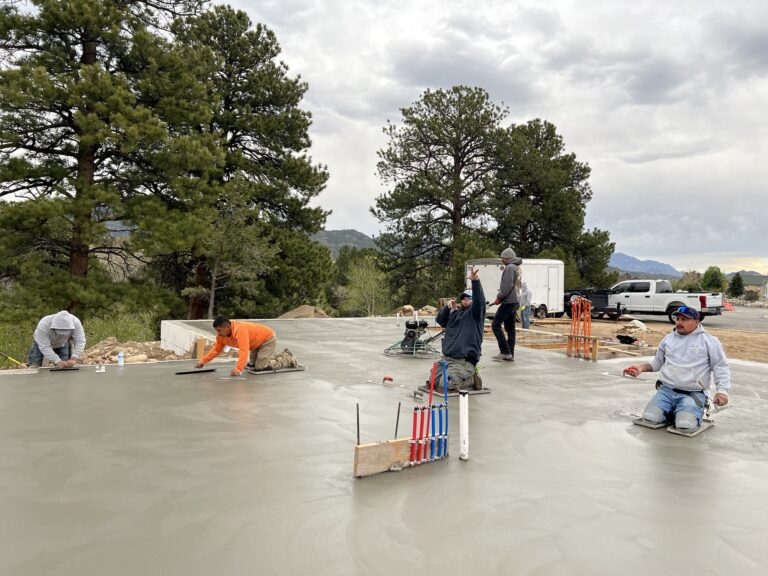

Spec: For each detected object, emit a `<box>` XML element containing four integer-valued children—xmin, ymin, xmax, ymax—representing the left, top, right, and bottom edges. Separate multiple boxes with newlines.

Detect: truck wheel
<box><xmin>606</xmin><ymin>313</ymin><xmax>620</xmax><ymax>321</ymax></box>
<box><xmin>666</xmin><ymin>308</ymin><xmax>677</xmax><ymax>324</ymax></box>
<box><xmin>666</xmin><ymin>303</ymin><xmax>686</xmax><ymax>324</ymax></box>
<box><xmin>590</xmin><ymin>310</ymin><xmax>604</xmax><ymax>319</ymax></box>
<box><xmin>535</xmin><ymin>305</ymin><xmax>548</xmax><ymax>318</ymax></box>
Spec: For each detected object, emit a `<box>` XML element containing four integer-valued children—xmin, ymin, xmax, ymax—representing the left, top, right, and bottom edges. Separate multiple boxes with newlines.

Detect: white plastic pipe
<box><xmin>459</xmin><ymin>391</ymin><xmax>469</xmax><ymax>461</ymax></box>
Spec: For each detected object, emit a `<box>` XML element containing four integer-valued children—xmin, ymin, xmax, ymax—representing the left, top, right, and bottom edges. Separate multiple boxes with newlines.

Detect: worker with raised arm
<box><xmin>433</xmin><ymin>267</ymin><xmax>485</xmax><ymax>391</ymax></box>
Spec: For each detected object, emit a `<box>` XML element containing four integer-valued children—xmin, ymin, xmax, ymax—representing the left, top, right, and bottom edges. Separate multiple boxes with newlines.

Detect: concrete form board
<box><xmin>2</xmin><ymin>317</ymin><xmax>768</xmax><ymax>575</ymax></box>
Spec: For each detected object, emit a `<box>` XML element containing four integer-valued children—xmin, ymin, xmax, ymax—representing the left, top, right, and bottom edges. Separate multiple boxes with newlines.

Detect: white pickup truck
<box><xmin>607</xmin><ymin>279</ymin><xmax>724</xmax><ymax>323</ymax></box>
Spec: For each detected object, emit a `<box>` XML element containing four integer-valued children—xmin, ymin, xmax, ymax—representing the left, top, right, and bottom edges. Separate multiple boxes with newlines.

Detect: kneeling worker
<box><xmin>624</xmin><ymin>306</ymin><xmax>730</xmax><ymax>431</ymax></box>
<box><xmin>433</xmin><ymin>267</ymin><xmax>485</xmax><ymax>391</ymax></box>
<box><xmin>195</xmin><ymin>316</ymin><xmax>277</xmax><ymax>377</ymax></box>
<box><xmin>28</xmin><ymin>310</ymin><xmax>86</xmax><ymax>369</ymax></box>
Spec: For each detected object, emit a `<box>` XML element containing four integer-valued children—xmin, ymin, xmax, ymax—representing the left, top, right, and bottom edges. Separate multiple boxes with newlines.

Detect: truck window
<box><xmin>612</xmin><ymin>282</ymin><xmax>630</xmax><ymax>294</ymax></box>
<box><xmin>630</xmin><ymin>282</ymin><xmax>650</xmax><ymax>293</ymax></box>
<box><xmin>656</xmin><ymin>281</ymin><xmax>673</xmax><ymax>293</ymax></box>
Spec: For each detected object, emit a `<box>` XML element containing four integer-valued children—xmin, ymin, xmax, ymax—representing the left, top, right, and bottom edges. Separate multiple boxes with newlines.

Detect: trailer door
<box><xmin>547</xmin><ymin>266</ymin><xmax>559</xmax><ymax>312</ymax></box>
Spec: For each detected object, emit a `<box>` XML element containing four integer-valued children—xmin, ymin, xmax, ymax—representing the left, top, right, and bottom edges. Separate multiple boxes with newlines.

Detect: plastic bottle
<box><xmin>117</xmin><ymin>351</ymin><xmax>124</xmax><ymax>367</ymax></box>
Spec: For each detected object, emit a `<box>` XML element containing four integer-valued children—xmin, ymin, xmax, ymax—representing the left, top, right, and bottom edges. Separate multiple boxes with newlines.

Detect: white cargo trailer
<box><xmin>465</xmin><ymin>258</ymin><xmax>565</xmax><ymax>318</ymax></box>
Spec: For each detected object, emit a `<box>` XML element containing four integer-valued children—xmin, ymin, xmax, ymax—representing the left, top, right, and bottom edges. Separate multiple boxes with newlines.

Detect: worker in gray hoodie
<box><xmin>624</xmin><ymin>306</ymin><xmax>730</xmax><ymax>431</ymax></box>
<box><xmin>27</xmin><ymin>310</ymin><xmax>86</xmax><ymax>368</ymax></box>
<box><xmin>492</xmin><ymin>247</ymin><xmax>523</xmax><ymax>361</ymax></box>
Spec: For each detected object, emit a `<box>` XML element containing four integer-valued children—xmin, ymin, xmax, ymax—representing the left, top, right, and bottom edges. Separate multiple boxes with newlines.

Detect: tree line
<box><xmin>1</xmin><ymin>1</ymin><xmax>616</xmax><ymax>327</ymax></box>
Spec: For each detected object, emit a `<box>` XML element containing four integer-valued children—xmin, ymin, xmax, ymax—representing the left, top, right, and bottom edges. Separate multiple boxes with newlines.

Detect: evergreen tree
<box><xmin>0</xmin><ymin>0</ymin><xmax>211</xmax><ymax>314</ymax></box>
<box><xmin>373</xmin><ymin>86</ymin><xmax>613</xmax><ymax>301</ymax></box>
<box><xmin>373</xmin><ymin>86</ymin><xmax>508</xmax><ymax>300</ymax></box>
<box><xmin>491</xmin><ymin>119</ymin><xmax>591</xmax><ymax>255</ymax></box>
<box><xmin>728</xmin><ymin>273</ymin><xmax>745</xmax><ymax>298</ymax></box>
<box><xmin>165</xmin><ymin>5</ymin><xmax>329</xmax><ymax>317</ymax></box>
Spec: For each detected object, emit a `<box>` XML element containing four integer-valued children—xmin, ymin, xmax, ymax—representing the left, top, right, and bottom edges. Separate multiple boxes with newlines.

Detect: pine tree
<box><xmin>0</xmin><ymin>0</ymin><xmax>210</xmax><ymax>313</ymax></box>
<box><xmin>151</xmin><ymin>5</ymin><xmax>330</xmax><ymax>317</ymax></box>
<box><xmin>728</xmin><ymin>273</ymin><xmax>745</xmax><ymax>298</ymax></box>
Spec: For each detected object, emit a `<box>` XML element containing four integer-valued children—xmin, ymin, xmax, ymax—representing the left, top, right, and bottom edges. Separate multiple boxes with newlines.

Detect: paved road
<box><xmin>619</xmin><ymin>305</ymin><xmax>768</xmax><ymax>333</ymax></box>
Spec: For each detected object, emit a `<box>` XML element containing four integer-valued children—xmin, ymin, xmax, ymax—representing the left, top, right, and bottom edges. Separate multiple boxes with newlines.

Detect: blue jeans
<box><xmin>27</xmin><ymin>341</ymin><xmax>70</xmax><ymax>367</ymax></box>
<box><xmin>492</xmin><ymin>303</ymin><xmax>518</xmax><ymax>356</ymax></box>
<box><xmin>643</xmin><ymin>384</ymin><xmax>706</xmax><ymax>426</ymax></box>
<box><xmin>521</xmin><ymin>306</ymin><xmax>531</xmax><ymax>329</ymax></box>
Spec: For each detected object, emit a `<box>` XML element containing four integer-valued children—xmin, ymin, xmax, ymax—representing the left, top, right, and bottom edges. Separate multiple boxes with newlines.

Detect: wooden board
<box><xmin>667</xmin><ymin>422</ymin><xmax>714</xmax><ymax>437</ymax></box>
<box><xmin>633</xmin><ymin>417</ymin><xmax>714</xmax><ymax>436</ymax></box>
<box><xmin>246</xmin><ymin>365</ymin><xmax>306</xmax><ymax>375</ymax></box>
<box><xmin>50</xmin><ymin>366</ymin><xmax>80</xmax><ymax>371</ymax></box>
<box><xmin>175</xmin><ymin>368</ymin><xmax>217</xmax><ymax>375</ymax></box>
<box><xmin>417</xmin><ymin>385</ymin><xmax>490</xmax><ymax>398</ymax></box>
<box><xmin>353</xmin><ymin>438</ymin><xmax>412</xmax><ymax>477</ymax></box>
<box><xmin>632</xmin><ymin>417</ymin><xmax>666</xmax><ymax>429</ymax></box>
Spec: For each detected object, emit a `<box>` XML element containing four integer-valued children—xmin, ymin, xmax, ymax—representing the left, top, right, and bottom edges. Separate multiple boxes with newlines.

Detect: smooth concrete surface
<box><xmin>2</xmin><ymin>317</ymin><xmax>767</xmax><ymax>576</ymax></box>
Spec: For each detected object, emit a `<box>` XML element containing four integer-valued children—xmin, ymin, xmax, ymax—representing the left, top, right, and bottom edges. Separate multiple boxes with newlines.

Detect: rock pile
<box><xmin>80</xmin><ymin>337</ymin><xmax>189</xmax><ymax>364</ymax></box>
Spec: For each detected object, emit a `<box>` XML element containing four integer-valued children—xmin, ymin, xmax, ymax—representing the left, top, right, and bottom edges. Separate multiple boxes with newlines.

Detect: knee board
<box><xmin>632</xmin><ymin>417</ymin><xmax>714</xmax><ymax>437</ymax></box>
<box><xmin>246</xmin><ymin>365</ymin><xmax>306</xmax><ymax>375</ymax></box>
<box><xmin>417</xmin><ymin>384</ymin><xmax>490</xmax><ymax>397</ymax></box>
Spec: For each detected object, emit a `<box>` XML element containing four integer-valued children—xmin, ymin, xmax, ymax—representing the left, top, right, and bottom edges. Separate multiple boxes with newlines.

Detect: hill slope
<box><xmin>312</xmin><ymin>229</ymin><xmax>376</xmax><ymax>258</ymax></box>
<box><xmin>609</xmin><ymin>252</ymin><xmax>682</xmax><ymax>278</ymax></box>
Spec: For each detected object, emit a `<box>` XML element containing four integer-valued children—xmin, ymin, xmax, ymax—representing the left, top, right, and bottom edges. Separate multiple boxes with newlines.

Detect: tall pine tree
<box><xmin>0</xmin><ymin>0</ymin><xmax>210</xmax><ymax>313</ymax></box>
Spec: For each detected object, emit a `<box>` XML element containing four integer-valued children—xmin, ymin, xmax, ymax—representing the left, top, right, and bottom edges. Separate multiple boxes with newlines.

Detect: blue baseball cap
<box><xmin>672</xmin><ymin>306</ymin><xmax>700</xmax><ymax>320</ymax></box>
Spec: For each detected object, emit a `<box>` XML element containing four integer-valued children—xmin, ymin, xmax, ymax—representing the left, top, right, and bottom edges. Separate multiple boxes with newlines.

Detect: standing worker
<box><xmin>27</xmin><ymin>310</ymin><xmax>86</xmax><ymax>369</ymax></box>
<box><xmin>195</xmin><ymin>316</ymin><xmax>290</xmax><ymax>377</ymax></box>
<box><xmin>492</xmin><ymin>247</ymin><xmax>523</xmax><ymax>362</ymax></box>
<box><xmin>623</xmin><ymin>306</ymin><xmax>730</xmax><ymax>432</ymax></box>
<box><xmin>519</xmin><ymin>282</ymin><xmax>532</xmax><ymax>330</ymax></box>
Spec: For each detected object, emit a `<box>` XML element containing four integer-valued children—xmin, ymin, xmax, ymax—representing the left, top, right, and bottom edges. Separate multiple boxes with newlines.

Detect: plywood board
<box><xmin>417</xmin><ymin>385</ymin><xmax>490</xmax><ymax>398</ymax></box>
<box><xmin>353</xmin><ymin>438</ymin><xmax>412</xmax><ymax>477</ymax></box>
<box><xmin>246</xmin><ymin>365</ymin><xmax>306</xmax><ymax>375</ymax></box>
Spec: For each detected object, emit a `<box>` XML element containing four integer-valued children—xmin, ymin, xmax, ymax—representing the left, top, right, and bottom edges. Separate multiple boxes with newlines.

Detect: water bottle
<box><xmin>117</xmin><ymin>351</ymin><xmax>124</xmax><ymax>367</ymax></box>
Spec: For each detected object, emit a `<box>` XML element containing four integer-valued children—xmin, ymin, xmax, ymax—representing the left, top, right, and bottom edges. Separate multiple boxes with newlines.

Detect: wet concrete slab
<box><xmin>2</xmin><ymin>318</ymin><xmax>767</xmax><ymax>575</ymax></box>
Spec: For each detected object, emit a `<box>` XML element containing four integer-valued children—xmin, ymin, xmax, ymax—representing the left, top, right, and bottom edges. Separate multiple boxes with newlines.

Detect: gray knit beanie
<box><xmin>500</xmin><ymin>247</ymin><xmax>516</xmax><ymax>259</ymax></box>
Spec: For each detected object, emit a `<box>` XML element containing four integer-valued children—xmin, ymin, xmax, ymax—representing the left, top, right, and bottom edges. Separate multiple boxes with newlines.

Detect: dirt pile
<box><xmin>81</xmin><ymin>337</ymin><xmax>189</xmax><ymax>364</ymax></box>
<box><xmin>278</xmin><ymin>305</ymin><xmax>329</xmax><ymax>319</ymax></box>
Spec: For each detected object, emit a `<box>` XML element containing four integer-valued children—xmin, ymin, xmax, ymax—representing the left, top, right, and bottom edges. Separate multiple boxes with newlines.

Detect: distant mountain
<box><xmin>609</xmin><ymin>252</ymin><xmax>682</xmax><ymax>278</ymax></box>
<box><xmin>726</xmin><ymin>270</ymin><xmax>764</xmax><ymax>279</ymax></box>
<box><xmin>312</xmin><ymin>229</ymin><xmax>376</xmax><ymax>258</ymax></box>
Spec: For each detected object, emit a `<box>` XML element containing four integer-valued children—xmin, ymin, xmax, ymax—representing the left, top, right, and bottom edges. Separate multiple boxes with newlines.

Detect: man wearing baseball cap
<box><xmin>623</xmin><ymin>306</ymin><xmax>730</xmax><ymax>432</ymax></box>
<box><xmin>433</xmin><ymin>268</ymin><xmax>485</xmax><ymax>391</ymax></box>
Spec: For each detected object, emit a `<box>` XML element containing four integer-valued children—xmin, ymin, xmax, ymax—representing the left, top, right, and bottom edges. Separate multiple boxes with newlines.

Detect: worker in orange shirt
<box><xmin>195</xmin><ymin>316</ymin><xmax>277</xmax><ymax>377</ymax></box>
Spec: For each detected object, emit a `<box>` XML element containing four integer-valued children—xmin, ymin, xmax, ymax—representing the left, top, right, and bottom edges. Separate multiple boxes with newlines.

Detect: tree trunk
<box><xmin>187</xmin><ymin>256</ymin><xmax>210</xmax><ymax>319</ymax></box>
<box><xmin>67</xmin><ymin>37</ymin><xmax>99</xmax><ymax>310</ymax></box>
<box><xmin>207</xmin><ymin>258</ymin><xmax>218</xmax><ymax>319</ymax></box>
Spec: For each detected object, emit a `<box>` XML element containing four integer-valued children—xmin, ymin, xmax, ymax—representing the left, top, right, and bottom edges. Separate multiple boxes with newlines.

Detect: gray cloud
<box><xmin>220</xmin><ymin>0</ymin><xmax>768</xmax><ymax>273</ymax></box>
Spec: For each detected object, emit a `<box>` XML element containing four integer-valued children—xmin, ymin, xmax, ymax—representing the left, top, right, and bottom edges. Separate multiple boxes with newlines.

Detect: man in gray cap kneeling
<box><xmin>27</xmin><ymin>310</ymin><xmax>86</xmax><ymax>369</ymax></box>
<box><xmin>492</xmin><ymin>247</ymin><xmax>523</xmax><ymax>362</ymax></box>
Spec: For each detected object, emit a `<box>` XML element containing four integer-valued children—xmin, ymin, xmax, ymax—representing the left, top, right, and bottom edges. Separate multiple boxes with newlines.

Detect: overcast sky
<box><xmin>225</xmin><ymin>0</ymin><xmax>768</xmax><ymax>274</ymax></box>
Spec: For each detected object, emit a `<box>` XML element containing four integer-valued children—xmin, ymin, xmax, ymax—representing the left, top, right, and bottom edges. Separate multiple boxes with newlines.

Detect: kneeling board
<box><xmin>633</xmin><ymin>417</ymin><xmax>713</xmax><ymax>437</ymax></box>
<box><xmin>417</xmin><ymin>385</ymin><xmax>490</xmax><ymax>398</ymax></box>
<box><xmin>246</xmin><ymin>365</ymin><xmax>306</xmax><ymax>375</ymax></box>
